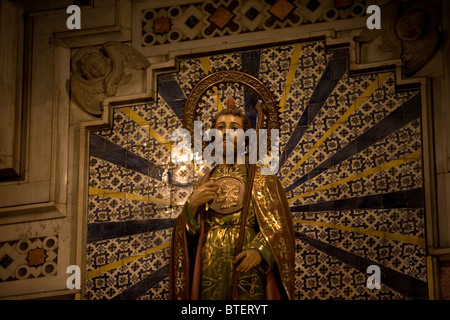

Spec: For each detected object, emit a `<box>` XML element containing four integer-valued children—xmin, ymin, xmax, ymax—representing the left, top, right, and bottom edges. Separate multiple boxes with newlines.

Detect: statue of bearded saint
<box><xmin>169</xmin><ymin>98</ymin><xmax>296</xmax><ymax>300</ymax></box>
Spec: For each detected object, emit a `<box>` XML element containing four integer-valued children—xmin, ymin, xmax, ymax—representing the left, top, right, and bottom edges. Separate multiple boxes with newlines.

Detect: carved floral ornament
<box><xmin>70</xmin><ymin>41</ymin><xmax>151</xmax><ymax>116</ymax></box>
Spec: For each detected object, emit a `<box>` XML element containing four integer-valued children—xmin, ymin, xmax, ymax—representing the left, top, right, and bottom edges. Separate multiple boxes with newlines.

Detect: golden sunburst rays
<box><xmin>281</xmin><ymin>72</ymin><xmax>392</xmax><ymax>185</ymax></box>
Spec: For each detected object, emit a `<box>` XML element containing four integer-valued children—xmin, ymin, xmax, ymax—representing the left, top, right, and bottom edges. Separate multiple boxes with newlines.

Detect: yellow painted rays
<box><xmin>281</xmin><ymin>72</ymin><xmax>391</xmax><ymax>185</ymax></box>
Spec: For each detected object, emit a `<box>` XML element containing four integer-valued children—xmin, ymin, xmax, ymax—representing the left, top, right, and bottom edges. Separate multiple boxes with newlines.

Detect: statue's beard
<box><xmin>209</xmin><ymin>135</ymin><xmax>246</xmax><ymax>164</ymax></box>
<box><xmin>223</xmin><ymin>140</ymin><xmax>236</xmax><ymax>156</ymax></box>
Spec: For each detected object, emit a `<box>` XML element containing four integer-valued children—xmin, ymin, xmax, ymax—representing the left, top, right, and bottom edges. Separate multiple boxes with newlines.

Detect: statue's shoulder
<box><xmin>253</xmin><ymin>166</ymin><xmax>281</xmax><ymax>186</ymax></box>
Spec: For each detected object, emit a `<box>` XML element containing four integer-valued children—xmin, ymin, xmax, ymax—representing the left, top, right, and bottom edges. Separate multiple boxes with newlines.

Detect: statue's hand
<box><xmin>233</xmin><ymin>249</ymin><xmax>262</xmax><ymax>272</ymax></box>
<box><xmin>188</xmin><ymin>181</ymin><xmax>220</xmax><ymax>213</ymax></box>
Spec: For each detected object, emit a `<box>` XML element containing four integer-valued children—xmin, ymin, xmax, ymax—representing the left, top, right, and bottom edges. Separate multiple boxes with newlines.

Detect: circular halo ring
<box><xmin>182</xmin><ymin>70</ymin><xmax>281</xmax><ymax>149</ymax></box>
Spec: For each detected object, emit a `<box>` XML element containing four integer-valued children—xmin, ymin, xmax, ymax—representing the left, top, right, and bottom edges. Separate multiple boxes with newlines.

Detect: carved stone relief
<box><xmin>70</xmin><ymin>41</ymin><xmax>151</xmax><ymax>116</ymax></box>
<box><xmin>356</xmin><ymin>0</ymin><xmax>441</xmax><ymax>76</ymax></box>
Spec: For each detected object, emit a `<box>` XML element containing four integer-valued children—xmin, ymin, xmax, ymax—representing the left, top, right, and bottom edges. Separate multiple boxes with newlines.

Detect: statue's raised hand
<box><xmin>188</xmin><ymin>181</ymin><xmax>220</xmax><ymax>214</ymax></box>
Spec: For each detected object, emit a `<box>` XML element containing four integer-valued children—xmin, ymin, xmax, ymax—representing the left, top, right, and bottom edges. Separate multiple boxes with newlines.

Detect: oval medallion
<box><xmin>210</xmin><ymin>177</ymin><xmax>245</xmax><ymax>214</ymax></box>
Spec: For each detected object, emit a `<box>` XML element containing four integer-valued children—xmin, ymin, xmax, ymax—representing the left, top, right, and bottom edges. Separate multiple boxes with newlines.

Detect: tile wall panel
<box><xmin>84</xmin><ymin>39</ymin><xmax>428</xmax><ymax>300</ymax></box>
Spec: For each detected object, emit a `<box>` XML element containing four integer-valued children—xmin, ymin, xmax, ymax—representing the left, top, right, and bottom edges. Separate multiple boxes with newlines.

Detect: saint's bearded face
<box><xmin>214</xmin><ymin>114</ymin><xmax>244</xmax><ymax>160</ymax></box>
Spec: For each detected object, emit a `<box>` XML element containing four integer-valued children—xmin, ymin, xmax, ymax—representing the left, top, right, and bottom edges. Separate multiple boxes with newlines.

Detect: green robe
<box><xmin>184</xmin><ymin>164</ymin><xmax>275</xmax><ymax>300</ymax></box>
<box><xmin>169</xmin><ymin>164</ymin><xmax>296</xmax><ymax>300</ymax></box>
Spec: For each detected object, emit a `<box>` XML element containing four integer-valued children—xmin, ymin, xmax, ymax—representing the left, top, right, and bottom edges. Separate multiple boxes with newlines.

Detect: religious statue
<box><xmin>169</xmin><ymin>97</ymin><xmax>295</xmax><ymax>300</ymax></box>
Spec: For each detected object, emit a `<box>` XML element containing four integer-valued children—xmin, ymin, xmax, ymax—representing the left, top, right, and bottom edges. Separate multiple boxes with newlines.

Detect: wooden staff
<box><xmin>230</xmin><ymin>101</ymin><xmax>264</xmax><ymax>300</ymax></box>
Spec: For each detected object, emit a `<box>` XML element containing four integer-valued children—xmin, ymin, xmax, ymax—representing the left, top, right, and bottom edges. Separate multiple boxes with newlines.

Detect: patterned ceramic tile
<box><xmin>84</xmin><ymin>240</ymin><xmax>170</xmax><ymax>300</ymax></box>
<box><xmin>85</xmin><ymin>38</ymin><xmax>428</xmax><ymax>300</ymax></box>
<box><xmin>294</xmin><ymin>238</ymin><xmax>406</xmax><ymax>300</ymax></box>
<box><xmin>139</xmin><ymin>0</ymin><xmax>368</xmax><ymax>50</ymax></box>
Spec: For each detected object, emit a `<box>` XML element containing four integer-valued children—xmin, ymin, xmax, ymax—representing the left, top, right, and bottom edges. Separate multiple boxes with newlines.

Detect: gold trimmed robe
<box><xmin>169</xmin><ymin>165</ymin><xmax>295</xmax><ymax>300</ymax></box>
